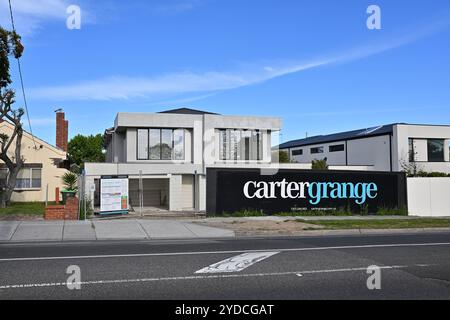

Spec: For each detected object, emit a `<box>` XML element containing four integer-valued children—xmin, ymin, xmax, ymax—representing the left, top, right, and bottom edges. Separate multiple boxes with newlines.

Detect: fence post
<box><xmin>139</xmin><ymin>170</ymin><xmax>143</xmax><ymax>217</ymax></box>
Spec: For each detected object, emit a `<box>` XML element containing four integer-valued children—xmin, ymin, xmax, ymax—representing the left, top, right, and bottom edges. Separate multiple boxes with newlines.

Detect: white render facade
<box><xmin>84</xmin><ymin>108</ymin><xmax>282</xmax><ymax>212</ymax></box>
<box><xmin>279</xmin><ymin>123</ymin><xmax>450</xmax><ymax>173</ymax></box>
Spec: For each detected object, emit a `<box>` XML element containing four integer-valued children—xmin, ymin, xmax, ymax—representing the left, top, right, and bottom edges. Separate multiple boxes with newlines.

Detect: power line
<box><xmin>8</xmin><ymin>0</ymin><xmax>37</xmax><ymax>149</ymax></box>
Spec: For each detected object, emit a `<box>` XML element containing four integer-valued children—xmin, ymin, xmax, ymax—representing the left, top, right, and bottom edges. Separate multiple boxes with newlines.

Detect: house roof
<box><xmin>278</xmin><ymin>123</ymin><xmax>399</xmax><ymax>149</ymax></box>
<box><xmin>158</xmin><ymin>107</ymin><xmax>219</xmax><ymax>115</ymax></box>
<box><xmin>0</xmin><ymin>120</ymin><xmax>66</xmax><ymax>155</ymax></box>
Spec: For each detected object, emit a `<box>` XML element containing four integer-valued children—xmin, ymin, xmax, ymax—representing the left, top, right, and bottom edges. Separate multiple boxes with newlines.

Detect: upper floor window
<box><xmin>427</xmin><ymin>139</ymin><xmax>444</xmax><ymax>162</ymax></box>
<box><xmin>292</xmin><ymin>149</ymin><xmax>303</xmax><ymax>156</ymax></box>
<box><xmin>219</xmin><ymin>129</ymin><xmax>263</xmax><ymax>161</ymax></box>
<box><xmin>311</xmin><ymin>146</ymin><xmax>324</xmax><ymax>154</ymax></box>
<box><xmin>329</xmin><ymin>144</ymin><xmax>344</xmax><ymax>152</ymax></box>
<box><xmin>137</xmin><ymin>128</ymin><xmax>185</xmax><ymax>160</ymax></box>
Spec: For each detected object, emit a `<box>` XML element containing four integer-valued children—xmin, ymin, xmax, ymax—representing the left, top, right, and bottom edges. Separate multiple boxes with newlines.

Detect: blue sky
<box><xmin>1</xmin><ymin>0</ymin><xmax>450</xmax><ymax>145</ymax></box>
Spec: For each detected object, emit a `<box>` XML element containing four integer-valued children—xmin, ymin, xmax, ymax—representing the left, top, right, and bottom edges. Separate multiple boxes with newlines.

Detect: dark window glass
<box><xmin>427</xmin><ymin>139</ymin><xmax>444</xmax><ymax>162</ymax></box>
<box><xmin>311</xmin><ymin>146</ymin><xmax>324</xmax><ymax>154</ymax></box>
<box><xmin>292</xmin><ymin>149</ymin><xmax>303</xmax><ymax>156</ymax></box>
<box><xmin>329</xmin><ymin>144</ymin><xmax>345</xmax><ymax>152</ymax></box>
<box><xmin>408</xmin><ymin>139</ymin><xmax>415</xmax><ymax>162</ymax></box>
<box><xmin>255</xmin><ymin>130</ymin><xmax>262</xmax><ymax>161</ymax></box>
<box><xmin>219</xmin><ymin>130</ymin><xmax>227</xmax><ymax>160</ymax></box>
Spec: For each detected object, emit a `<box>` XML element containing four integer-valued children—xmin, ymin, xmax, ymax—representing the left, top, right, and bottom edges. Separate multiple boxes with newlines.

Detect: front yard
<box><xmin>0</xmin><ymin>202</ymin><xmax>45</xmax><ymax>220</ymax></box>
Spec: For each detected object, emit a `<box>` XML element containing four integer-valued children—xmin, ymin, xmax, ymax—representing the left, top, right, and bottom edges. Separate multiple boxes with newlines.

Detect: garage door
<box><xmin>129</xmin><ymin>179</ymin><xmax>169</xmax><ymax>208</ymax></box>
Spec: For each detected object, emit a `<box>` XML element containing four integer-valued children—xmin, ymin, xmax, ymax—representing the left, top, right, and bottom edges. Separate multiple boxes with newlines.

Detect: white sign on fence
<box><xmin>100</xmin><ymin>177</ymin><xmax>129</xmax><ymax>213</ymax></box>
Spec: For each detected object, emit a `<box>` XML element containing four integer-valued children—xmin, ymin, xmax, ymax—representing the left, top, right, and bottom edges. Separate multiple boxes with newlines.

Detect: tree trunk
<box><xmin>1</xmin><ymin>166</ymin><xmax>20</xmax><ymax>208</ymax></box>
<box><xmin>0</xmin><ymin>127</ymin><xmax>23</xmax><ymax>208</ymax></box>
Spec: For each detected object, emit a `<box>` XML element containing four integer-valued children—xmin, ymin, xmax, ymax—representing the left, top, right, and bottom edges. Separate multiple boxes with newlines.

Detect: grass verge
<box><xmin>298</xmin><ymin>218</ymin><xmax>450</xmax><ymax>229</ymax></box>
<box><xmin>0</xmin><ymin>202</ymin><xmax>45</xmax><ymax>216</ymax></box>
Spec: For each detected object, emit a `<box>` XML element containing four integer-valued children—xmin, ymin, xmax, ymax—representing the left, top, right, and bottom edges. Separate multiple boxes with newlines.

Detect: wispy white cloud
<box><xmin>0</xmin><ymin>0</ymin><xmax>92</xmax><ymax>35</ymax></box>
<box><xmin>29</xmin><ymin>19</ymin><xmax>450</xmax><ymax>102</ymax></box>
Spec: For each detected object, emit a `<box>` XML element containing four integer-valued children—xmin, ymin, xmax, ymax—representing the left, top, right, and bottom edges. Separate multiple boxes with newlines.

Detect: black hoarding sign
<box><xmin>206</xmin><ymin>168</ymin><xmax>407</xmax><ymax>215</ymax></box>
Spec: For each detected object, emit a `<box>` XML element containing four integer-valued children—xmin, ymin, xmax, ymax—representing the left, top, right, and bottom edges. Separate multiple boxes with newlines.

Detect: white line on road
<box><xmin>0</xmin><ymin>264</ymin><xmax>422</xmax><ymax>290</ymax></box>
<box><xmin>0</xmin><ymin>242</ymin><xmax>449</xmax><ymax>262</ymax></box>
<box><xmin>195</xmin><ymin>252</ymin><xmax>279</xmax><ymax>274</ymax></box>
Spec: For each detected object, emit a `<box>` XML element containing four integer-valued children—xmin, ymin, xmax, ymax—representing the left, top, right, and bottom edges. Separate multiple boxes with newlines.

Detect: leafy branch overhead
<box><xmin>0</xmin><ymin>26</ymin><xmax>26</xmax><ymax>208</ymax></box>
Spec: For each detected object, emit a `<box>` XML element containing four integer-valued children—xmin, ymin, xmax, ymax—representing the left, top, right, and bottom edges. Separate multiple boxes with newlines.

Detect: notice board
<box><xmin>100</xmin><ymin>176</ymin><xmax>129</xmax><ymax>214</ymax></box>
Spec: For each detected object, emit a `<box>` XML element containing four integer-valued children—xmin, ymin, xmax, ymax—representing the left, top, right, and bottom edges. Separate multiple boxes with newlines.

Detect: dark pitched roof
<box><xmin>278</xmin><ymin>123</ymin><xmax>400</xmax><ymax>149</ymax></box>
<box><xmin>158</xmin><ymin>107</ymin><xmax>219</xmax><ymax>115</ymax></box>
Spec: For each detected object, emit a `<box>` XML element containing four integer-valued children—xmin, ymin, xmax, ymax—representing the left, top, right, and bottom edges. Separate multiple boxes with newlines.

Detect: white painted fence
<box><xmin>407</xmin><ymin>178</ymin><xmax>450</xmax><ymax>217</ymax></box>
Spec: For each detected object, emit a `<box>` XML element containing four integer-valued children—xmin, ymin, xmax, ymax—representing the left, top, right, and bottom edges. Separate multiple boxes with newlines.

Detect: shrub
<box><xmin>79</xmin><ymin>197</ymin><xmax>93</xmax><ymax>220</ymax></box>
<box><xmin>311</xmin><ymin>157</ymin><xmax>329</xmax><ymax>170</ymax></box>
<box><xmin>413</xmin><ymin>171</ymin><xmax>450</xmax><ymax>178</ymax></box>
<box><xmin>376</xmin><ymin>206</ymin><xmax>408</xmax><ymax>216</ymax></box>
<box><xmin>62</xmin><ymin>171</ymin><xmax>78</xmax><ymax>192</ymax></box>
<box><xmin>278</xmin><ymin>150</ymin><xmax>290</xmax><ymax>163</ymax></box>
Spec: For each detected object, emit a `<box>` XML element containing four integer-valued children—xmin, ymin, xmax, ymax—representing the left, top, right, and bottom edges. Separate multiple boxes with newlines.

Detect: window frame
<box><xmin>137</xmin><ymin>129</ymin><xmax>149</xmax><ymax>160</ymax></box>
<box><xmin>136</xmin><ymin>128</ymin><xmax>185</xmax><ymax>161</ymax></box>
<box><xmin>310</xmin><ymin>146</ymin><xmax>324</xmax><ymax>154</ymax></box>
<box><xmin>427</xmin><ymin>139</ymin><xmax>445</xmax><ymax>163</ymax></box>
<box><xmin>292</xmin><ymin>149</ymin><xmax>303</xmax><ymax>156</ymax></box>
<box><xmin>329</xmin><ymin>144</ymin><xmax>345</xmax><ymax>153</ymax></box>
<box><xmin>0</xmin><ymin>167</ymin><xmax>42</xmax><ymax>190</ymax></box>
<box><xmin>218</xmin><ymin>129</ymin><xmax>263</xmax><ymax>161</ymax></box>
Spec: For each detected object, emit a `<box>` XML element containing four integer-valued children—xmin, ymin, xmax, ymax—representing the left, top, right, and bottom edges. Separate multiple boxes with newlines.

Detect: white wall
<box><xmin>393</xmin><ymin>124</ymin><xmax>450</xmax><ymax>173</ymax></box>
<box><xmin>347</xmin><ymin>135</ymin><xmax>391</xmax><ymax>171</ymax></box>
<box><xmin>181</xmin><ymin>175</ymin><xmax>194</xmax><ymax>210</ymax></box>
<box><xmin>407</xmin><ymin>178</ymin><xmax>450</xmax><ymax>217</ymax></box>
<box><xmin>287</xmin><ymin>135</ymin><xmax>391</xmax><ymax>171</ymax></box>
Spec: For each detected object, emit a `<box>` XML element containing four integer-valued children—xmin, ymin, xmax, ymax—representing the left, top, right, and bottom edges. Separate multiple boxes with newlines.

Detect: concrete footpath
<box><xmin>1</xmin><ymin>216</ymin><xmax>449</xmax><ymax>242</ymax></box>
<box><xmin>0</xmin><ymin>220</ymin><xmax>235</xmax><ymax>242</ymax></box>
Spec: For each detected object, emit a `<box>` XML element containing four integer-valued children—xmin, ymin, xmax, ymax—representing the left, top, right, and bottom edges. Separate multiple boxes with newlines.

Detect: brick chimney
<box><xmin>56</xmin><ymin>110</ymin><xmax>68</xmax><ymax>152</ymax></box>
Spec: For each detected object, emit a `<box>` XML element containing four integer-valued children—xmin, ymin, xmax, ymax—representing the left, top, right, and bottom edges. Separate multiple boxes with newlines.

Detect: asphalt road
<box><xmin>0</xmin><ymin>232</ymin><xmax>449</xmax><ymax>300</ymax></box>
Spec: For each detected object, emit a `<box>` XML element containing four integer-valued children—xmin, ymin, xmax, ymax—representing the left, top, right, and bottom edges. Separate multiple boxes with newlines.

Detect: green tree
<box><xmin>311</xmin><ymin>157</ymin><xmax>329</xmax><ymax>170</ymax></box>
<box><xmin>0</xmin><ymin>27</ymin><xmax>25</xmax><ymax>208</ymax></box>
<box><xmin>68</xmin><ymin>134</ymin><xmax>105</xmax><ymax>168</ymax></box>
<box><xmin>278</xmin><ymin>150</ymin><xmax>290</xmax><ymax>163</ymax></box>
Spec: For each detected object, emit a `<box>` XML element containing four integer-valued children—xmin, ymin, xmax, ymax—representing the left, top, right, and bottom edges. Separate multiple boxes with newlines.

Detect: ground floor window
<box><xmin>0</xmin><ymin>167</ymin><xmax>42</xmax><ymax>189</ymax></box>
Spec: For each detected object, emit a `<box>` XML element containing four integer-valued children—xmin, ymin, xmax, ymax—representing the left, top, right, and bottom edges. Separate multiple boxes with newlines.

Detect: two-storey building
<box><xmin>84</xmin><ymin>108</ymin><xmax>282</xmax><ymax>212</ymax></box>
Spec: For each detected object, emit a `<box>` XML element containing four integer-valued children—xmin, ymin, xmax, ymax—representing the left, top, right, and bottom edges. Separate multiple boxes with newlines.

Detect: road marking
<box><xmin>0</xmin><ymin>242</ymin><xmax>449</xmax><ymax>262</ymax></box>
<box><xmin>195</xmin><ymin>252</ymin><xmax>279</xmax><ymax>274</ymax></box>
<box><xmin>0</xmin><ymin>264</ymin><xmax>423</xmax><ymax>290</ymax></box>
